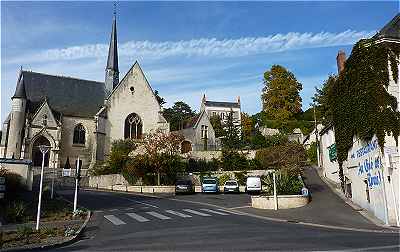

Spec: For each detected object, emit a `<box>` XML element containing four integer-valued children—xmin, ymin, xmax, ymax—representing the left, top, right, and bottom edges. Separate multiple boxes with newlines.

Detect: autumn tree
<box><xmin>210</xmin><ymin>115</ymin><xmax>224</xmax><ymax>138</ymax></box>
<box><xmin>163</xmin><ymin>101</ymin><xmax>195</xmax><ymax>131</ymax></box>
<box><xmin>241</xmin><ymin>112</ymin><xmax>253</xmax><ymax>144</ymax></box>
<box><xmin>143</xmin><ymin>130</ymin><xmax>184</xmax><ymax>185</ymax></box>
<box><xmin>262</xmin><ymin>65</ymin><xmax>303</xmax><ymax>121</ymax></box>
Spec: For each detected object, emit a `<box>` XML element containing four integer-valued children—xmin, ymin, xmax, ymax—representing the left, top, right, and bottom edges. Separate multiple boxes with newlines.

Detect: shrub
<box><xmin>122</xmin><ymin>155</ymin><xmax>150</xmax><ymax>185</ymax></box>
<box><xmin>89</xmin><ymin>161</ymin><xmax>113</xmax><ymax>176</ymax></box>
<box><xmin>161</xmin><ymin>154</ymin><xmax>187</xmax><ymax>185</ymax></box>
<box><xmin>220</xmin><ymin>150</ymin><xmax>249</xmax><ymax>171</ymax></box>
<box><xmin>264</xmin><ymin>133</ymin><xmax>288</xmax><ymax>147</ymax></box>
<box><xmin>218</xmin><ymin>174</ymin><xmax>232</xmax><ymax>186</ymax></box>
<box><xmin>234</xmin><ymin>171</ymin><xmax>247</xmax><ymax>186</ymax></box>
<box><xmin>255</xmin><ymin>143</ymin><xmax>306</xmax><ymax>175</ymax></box>
<box><xmin>3</xmin><ymin>172</ymin><xmax>25</xmax><ymax>199</ymax></box>
<box><xmin>307</xmin><ymin>142</ymin><xmax>318</xmax><ymax>164</ymax></box>
<box><xmin>261</xmin><ymin>172</ymin><xmax>303</xmax><ymax>195</ymax></box>
<box><xmin>6</xmin><ymin>200</ymin><xmax>27</xmax><ymax>223</ymax></box>
<box><xmin>107</xmin><ymin>139</ymin><xmax>137</xmax><ymax>174</ymax></box>
<box><xmin>187</xmin><ymin>158</ymin><xmax>219</xmax><ymax>173</ymax></box>
<box><xmin>16</xmin><ymin>225</ymin><xmax>33</xmax><ymax>241</ymax></box>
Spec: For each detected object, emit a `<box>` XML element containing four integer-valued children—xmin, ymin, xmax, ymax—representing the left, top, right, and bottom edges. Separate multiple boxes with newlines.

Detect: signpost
<box><xmin>73</xmin><ymin>156</ymin><xmax>81</xmax><ymax>214</ymax></box>
<box><xmin>36</xmin><ymin>145</ymin><xmax>51</xmax><ymax>230</ymax></box>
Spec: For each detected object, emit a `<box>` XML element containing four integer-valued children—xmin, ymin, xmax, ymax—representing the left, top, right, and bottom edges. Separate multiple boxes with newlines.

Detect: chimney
<box><xmin>336</xmin><ymin>50</ymin><xmax>346</xmax><ymax>74</ymax></box>
<box><xmin>237</xmin><ymin>96</ymin><xmax>241</xmax><ymax>104</ymax></box>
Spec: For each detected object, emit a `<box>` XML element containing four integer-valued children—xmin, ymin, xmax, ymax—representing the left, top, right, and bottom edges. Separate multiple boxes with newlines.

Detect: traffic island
<box><xmin>251</xmin><ymin>195</ymin><xmax>309</xmax><ymax>210</ymax></box>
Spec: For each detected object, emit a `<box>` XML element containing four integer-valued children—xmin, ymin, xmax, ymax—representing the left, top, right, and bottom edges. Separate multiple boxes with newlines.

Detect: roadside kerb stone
<box><xmin>252</xmin><ymin>195</ymin><xmax>309</xmax><ymax>209</ymax></box>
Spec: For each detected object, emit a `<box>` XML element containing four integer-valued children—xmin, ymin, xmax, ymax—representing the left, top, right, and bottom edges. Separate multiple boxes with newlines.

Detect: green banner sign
<box><xmin>329</xmin><ymin>144</ymin><xmax>337</xmax><ymax>162</ymax></box>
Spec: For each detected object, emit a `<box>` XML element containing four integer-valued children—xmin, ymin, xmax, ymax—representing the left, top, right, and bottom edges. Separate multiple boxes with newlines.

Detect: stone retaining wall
<box><xmin>251</xmin><ymin>195</ymin><xmax>309</xmax><ymax>210</ymax></box>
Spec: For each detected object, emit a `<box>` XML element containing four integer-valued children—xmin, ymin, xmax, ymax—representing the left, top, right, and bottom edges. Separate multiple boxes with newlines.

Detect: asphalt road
<box><xmin>52</xmin><ymin>189</ymin><xmax>400</xmax><ymax>252</ymax></box>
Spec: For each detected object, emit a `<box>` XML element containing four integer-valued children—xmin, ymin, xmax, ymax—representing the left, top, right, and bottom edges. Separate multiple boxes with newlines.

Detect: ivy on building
<box><xmin>330</xmin><ymin>39</ymin><xmax>400</xmax><ymax>191</ymax></box>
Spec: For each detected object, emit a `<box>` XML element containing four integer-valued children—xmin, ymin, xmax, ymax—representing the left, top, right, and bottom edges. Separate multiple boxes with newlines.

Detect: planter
<box><xmin>251</xmin><ymin>195</ymin><xmax>309</xmax><ymax>210</ymax></box>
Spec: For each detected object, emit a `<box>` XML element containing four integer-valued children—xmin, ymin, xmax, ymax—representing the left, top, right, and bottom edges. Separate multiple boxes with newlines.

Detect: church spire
<box><xmin>105</xmin><ymin>5</ymin><xmax>119</xmax><ymax>94</ymax></box>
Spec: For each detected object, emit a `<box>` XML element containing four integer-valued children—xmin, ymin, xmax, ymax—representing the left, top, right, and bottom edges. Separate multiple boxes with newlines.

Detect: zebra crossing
<box><xmin>102</xmin><ymin>208</ymin><xmax>234</xmax><ymax>226</ymax></box>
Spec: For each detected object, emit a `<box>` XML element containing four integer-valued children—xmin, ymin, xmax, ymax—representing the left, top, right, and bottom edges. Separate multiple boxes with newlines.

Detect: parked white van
<box><xmin>246</xmin><ymin>176</ymin><xmax>262</xmax><ymax>194</ymax></box>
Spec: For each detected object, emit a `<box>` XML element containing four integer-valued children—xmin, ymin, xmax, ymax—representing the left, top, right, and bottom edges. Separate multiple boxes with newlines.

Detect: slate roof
<box><xmin>106</xmin><ymin>16</ymin><xmax>119</xmax><ymax>72</ymax></box>
<box><xmin>204</xmin><ymin>100</ymin><xmax>240</xmax><ymax>108</ymax></box>
<box><xmin>373</xmin><ymin>14</ymin><xmax>400</xmax><ymax>40</ymax></box>
<box><xmin>12</xmin><ymin>73</ymin><xmax>27</xmax><ymax>99</ymax></box>
<box><xmin>19</xmin><ymin>71</ymin><xmax>105</xmax><ymax>118</ymax></box>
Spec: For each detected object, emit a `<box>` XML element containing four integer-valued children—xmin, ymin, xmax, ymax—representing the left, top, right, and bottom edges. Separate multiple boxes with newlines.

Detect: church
<box><xmin>0</xmin><ymin>13</ymin><xmax>169</xmax><ymax>170</ymax></box>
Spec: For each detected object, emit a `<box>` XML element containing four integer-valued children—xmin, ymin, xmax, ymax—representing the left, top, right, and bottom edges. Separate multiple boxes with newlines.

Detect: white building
<box><xmin>318</xmin><ymin>14</ymin><xmax>400</xmax><ymax>226</ymax></box>
<box><xmin>200</xmin><ymin>94</ymin><xmax>241</xmax><ymax>127</ymax></box>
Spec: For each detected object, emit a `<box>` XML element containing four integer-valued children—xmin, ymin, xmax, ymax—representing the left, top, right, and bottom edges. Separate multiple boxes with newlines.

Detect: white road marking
<box><xmin>165</xmin><ymin>210</ymin><xmax>192</xmax><ymax>218</ymax></box>
<box><xmin>183</xmin><ymin>209</ymin><xmax>211</xmax><ymax>217</ymax></box>
<box><xmin>217</xmin><ymin>208</ymin><xmax>245</xmax><ymax>215</ymax></box>
<box><xmin>116</xmin><ymin>196</ymin><xmax>159</xmax><ymax>209</ymax></box>
<box><xmin>126</xmin><ymin>212</ymin><xmax>150</xmax><ymax>222</ymax></box>
<box><xmin>200</xmin><ymin>209</ymin><xmax>229</xmax><ymax>216</ymax></box>
<box><xmin>110</xmin><ymin>209</ymin><xmax>119</xmax><ymax>212</ymax></box>
<box><xmin>125</xmin><ymin>207</ymin><xmax>134</xmax><ymax>211</ymax></box>
<box><xmin>104</xmin><ymin>215</ymin><xmax>126</xmax><ymax>225</ymax></box>
<box><xmin>146</xmin><ymin>211</ymin><xmax>172</xmax><ymax>220</ymax></box>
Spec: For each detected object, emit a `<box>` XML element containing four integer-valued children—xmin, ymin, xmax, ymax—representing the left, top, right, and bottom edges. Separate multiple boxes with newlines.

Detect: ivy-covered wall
<box><xmin>329</xmin><ymin>39</ymin><xmax>400</xmax><ymax>190</ymax></box>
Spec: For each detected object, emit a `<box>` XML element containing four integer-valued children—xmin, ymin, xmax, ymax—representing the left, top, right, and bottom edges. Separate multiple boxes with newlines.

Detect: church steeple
<box><xmin>105</xmin><ymin>7</ymin><xmax>119</xmax><ymax>94</ymax></box>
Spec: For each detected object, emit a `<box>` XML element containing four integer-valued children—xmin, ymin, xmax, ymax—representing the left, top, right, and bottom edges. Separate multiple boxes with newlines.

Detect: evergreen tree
<box><xmin>221</xmin><ymin>110</ymin><xmax>242</xmax><ymax>150</ymax></box>
<box><xmin>163</xmin><ymin>101</ymin><xmax>195</xmax><ymax>131</ymax></box>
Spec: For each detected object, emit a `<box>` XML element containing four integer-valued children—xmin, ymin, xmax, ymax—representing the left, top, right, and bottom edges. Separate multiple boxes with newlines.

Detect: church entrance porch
<box><xmin>31</xmin><ymin>136</ymin><xmax>51</xmax><ymax>167</ymax></box>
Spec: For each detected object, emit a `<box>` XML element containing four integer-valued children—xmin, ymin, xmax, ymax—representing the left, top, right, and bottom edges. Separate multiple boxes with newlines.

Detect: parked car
<box><xmin>246</xmin><ymin>176</ymin><xmax>261</xmax><ymax>194</ymax></box>
<box><xmin>224</xmin><ymin>180</ymin><xmax>239</xmax><ymax>193</ymax></box>
<box><xmin>202</xmin><ymin>178</ymin><xmax>219</xmax><ymax>193</ymax></box>
<box><xmin>175</xmin><ymin>179</ymin><xmax>194</xmax><ymax>194</ymax></box>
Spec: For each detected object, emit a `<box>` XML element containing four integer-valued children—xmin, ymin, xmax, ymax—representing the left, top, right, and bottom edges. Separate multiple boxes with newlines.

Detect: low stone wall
<box><xmin>251</xmin><ymin>195</ymin><xmax>309</xmax><ymax>210</ymax></box>
<box><xmin>187</xmin><ymin>150</ymin><xmax>257</xmax><ymax>161</ymax></box>
<box><xmin>88</xmin><ymin>174</ymin><xmax>128</xmax><ymax>189</ymax></box>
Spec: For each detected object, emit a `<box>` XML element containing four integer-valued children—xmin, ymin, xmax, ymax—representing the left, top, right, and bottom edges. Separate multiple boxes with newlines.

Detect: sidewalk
<box><xmin>237</xmin><ymin>166</ymin><xmax>391</xmax><ymax>231</ymax></box>
<box><xmin>1</xmin><ymin>219</ymin><xmax>84</xmax><ymax>232</ymax></box>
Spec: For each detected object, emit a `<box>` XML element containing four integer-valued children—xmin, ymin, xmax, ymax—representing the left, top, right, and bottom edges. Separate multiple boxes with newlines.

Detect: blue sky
<box><xmin>1</xmin><ymin>1</ymin><xmax>398</xmax><ymax>122</ymax></box>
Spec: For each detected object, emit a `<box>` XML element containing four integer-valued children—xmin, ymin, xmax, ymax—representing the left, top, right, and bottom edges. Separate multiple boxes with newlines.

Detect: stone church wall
<box><xmin>59</xmin><ymin>116</ymin><xmax>96</xmax><ymax>169</ymax></box>
<box><xmin>104</xmin><ymin>63</ymin><xmax>168</xmax><ymax>154</ymax></box>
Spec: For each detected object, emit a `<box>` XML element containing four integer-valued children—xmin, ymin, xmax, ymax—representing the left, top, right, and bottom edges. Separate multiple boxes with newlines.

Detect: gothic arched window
<box><xmin>124</xmin><ymin>113</ymin><xmax>142</xmax><ymax>139</ymax></box>
<box><xmin>73</xmin><ymin>124</ymin><xmax>86</xmax><ymax>145</ymax></box>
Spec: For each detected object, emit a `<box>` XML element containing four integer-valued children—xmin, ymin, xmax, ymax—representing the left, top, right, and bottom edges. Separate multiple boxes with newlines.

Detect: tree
<box><xmin>163</xmin><ymin>101</ymin><xmax>195</xmax><ymax>131</ymax></box>
<box><xmin>221</xmin><ymin>110</ymin><xmax>242</xmax><ymax>150</ymax></box>
<box><xmin>142</xmin><ymin>130</ymin><xmax>184</xmax><ymax>185</ymax></box>
<box><xmin>154</xmin><ymin>90</ymin><xmax>166</xmax><ymax>107</ymax></box>
<box><xmin>313</xmin><ymin>75</ymin><xmax>336</xmax><ymax>125</ymax></box>
<box><xmin>262</xmin><ymin>65</ymin><xmax>303</xmax><ymax>121</ymax></box>
<box><xmin>241</xmin><ymin>112</ymin><xmax>253</xmax><ymax>144</ymax></box>
<box><xmin>210</xmin><ymin>115</ymin><xmax>224</xmax><ymax>138</ymax></box>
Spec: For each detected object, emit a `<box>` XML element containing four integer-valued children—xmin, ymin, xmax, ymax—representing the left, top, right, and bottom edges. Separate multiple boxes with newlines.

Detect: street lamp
<box><xmin>36</xmin><ymin>144</ymin><xmax>51</xmax><ymax>230</ymax></box>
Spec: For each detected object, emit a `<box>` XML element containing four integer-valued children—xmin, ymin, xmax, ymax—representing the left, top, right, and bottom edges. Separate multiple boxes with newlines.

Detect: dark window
<box><xmin>124</xmin><ymin>113</ymin><xmax>142</xmax><ymax>139</ymax></box>
<box><xmin>364</xmin><ymin>180</ymin><xmax>370</xmax><ymax>203</ymax></box>
<box><xmin>73</xmin><ymin>124</ymin><xmax>86</xmax><ymax>144</ymax></box>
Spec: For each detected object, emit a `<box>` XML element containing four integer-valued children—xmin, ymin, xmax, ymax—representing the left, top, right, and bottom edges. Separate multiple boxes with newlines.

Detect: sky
<box><xmin>1</xmin><ymin>1</ymin><xmax>399</xmax><ymax>122</ymax></box>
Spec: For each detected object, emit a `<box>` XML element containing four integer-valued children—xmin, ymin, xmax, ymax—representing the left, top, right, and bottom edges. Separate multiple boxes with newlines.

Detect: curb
<box><xmin>313</xmin><ymin>166</ymin><xmax>400</xmax><ymax>231</ymax></box>
<box><xmin>86</xmin><ymin>187</ymin><xmax>397</xmax><ymax>234</ymax></box>
<box><xmin>1</xmin><ymin>209</ymin><xmax>91</xmax><ymax>252</ymax></box>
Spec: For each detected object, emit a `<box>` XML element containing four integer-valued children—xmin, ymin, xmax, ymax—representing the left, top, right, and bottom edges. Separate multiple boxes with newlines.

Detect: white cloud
<box><xmin>9</xmin><ymin>30</ymin><xmax>374</xmax><ymax>64</ymax></box>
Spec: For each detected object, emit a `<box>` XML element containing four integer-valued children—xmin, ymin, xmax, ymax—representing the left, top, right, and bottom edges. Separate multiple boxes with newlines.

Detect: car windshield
<box><xmin>203</xmin><ymin>179</ymin><xmax>216</xmax><ymax>184</ymax></box>
<box><xmin>176</xmin><ymin>180</ymin><xmax>191</xmax><ymax>185</ymax></box>
<box><xmin>225</xmin><ymin>181</ymin><xmax>237</xmax><ymax>186</ymax></box>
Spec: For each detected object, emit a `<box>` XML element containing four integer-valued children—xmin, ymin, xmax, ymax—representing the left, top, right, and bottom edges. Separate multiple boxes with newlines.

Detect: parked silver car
<box><xmin>224</xmin><ymin>180</ymin><xmax>239</xmax><ymax>193</ymax></box>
